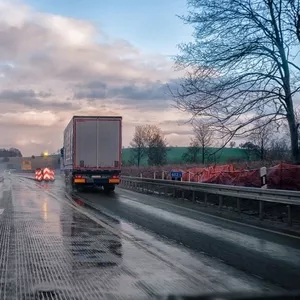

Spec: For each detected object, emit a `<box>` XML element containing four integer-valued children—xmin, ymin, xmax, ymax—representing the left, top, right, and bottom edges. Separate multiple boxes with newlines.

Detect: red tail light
<box><xmin>75</xmin><ymin>175</ymin><xmax>82</xmax><ymax>178</ymax></box>
<box><xmin>112</xmin><ymin>175</ymin><xmax>119</xmax><ymax>179</ymax></box>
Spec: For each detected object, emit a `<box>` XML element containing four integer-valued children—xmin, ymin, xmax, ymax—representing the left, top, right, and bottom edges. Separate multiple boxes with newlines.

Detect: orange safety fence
<box><xmin>122</xmin><ymin>162</ymin><xmax>300</xmax><ymax>190</ymax></box>
<box><xmin>267</xmin><ymin>163</ymin><xmax>300</xmax><ymax>190</ymax></box>
<box><xmin>182</xmin><ymin>164</ymin><xmax>235</xmax><ymax>182</ymax></box>
<box><xmin>182</xmin><ymin>163</ymin><xmax>300</xmax><ymax>190</ymax></box>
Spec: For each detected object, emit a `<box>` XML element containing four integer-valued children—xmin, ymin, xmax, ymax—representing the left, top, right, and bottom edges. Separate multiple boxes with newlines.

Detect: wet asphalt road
<box><xmin>75</xmin><ymin>184</ymin><xmax>300</xmax><ymax>291</ymax></box>
<box><xmin>0</xmin><ymin>174</ymin><xmax>298</xmax><ymax>299</ymax></box>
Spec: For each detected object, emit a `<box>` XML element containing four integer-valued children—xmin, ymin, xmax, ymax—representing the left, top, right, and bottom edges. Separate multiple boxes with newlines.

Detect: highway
<box><xmin>0</xmin><ymin>173</ymin><xmax>299</xmax><ymax>299</ymax></box>
<box><xmin>77</xmin><ymin>185</ymin><xmax>300</xmax><ymax>290</ymax></box>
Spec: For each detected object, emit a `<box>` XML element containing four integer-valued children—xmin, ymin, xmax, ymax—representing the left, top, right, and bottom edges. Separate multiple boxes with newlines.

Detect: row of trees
<box><xmin>0</xmin><ymin>148</ymin><xmax>22</xmax><ymax>158</ymax></box>
<box><xmin>181</xmin><ymin>120</ymin><xmax>290</xmax><ymax>164</ymax></box>
<box><xmin>128</xmin><ymin>121</ymin><xmax>291</xmax><ymax>166</ymax></box>
<box><xmin>129</xmin><ymin>125</ymin><xmax>168</xmax><ymax>166</ymax></box>
<box><xmin>172</xmin><ymin>0</ymin><xmax>300</xmax><ymax>163</ymax></box>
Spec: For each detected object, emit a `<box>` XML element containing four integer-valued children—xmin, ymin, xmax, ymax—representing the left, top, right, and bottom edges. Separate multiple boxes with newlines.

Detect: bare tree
<box><xmin>239</xmin><ymin>142</ymin><xmax>260</xmax><ymax>161</ymax></box>
<box><xmin>249</xmin><ymin>120</ymin><xmax>274</xmax><ymax>160</ymax></box>
<box><xmin>148</xmin><ymin>132</ymin><xmax>168</xmax><ymax>166</ymax></box>
<box><xmin>130</xmin><ymin>126</ymin><xmax>147</xmax><ymax>166</ymax></box>
<box><xmin>172</xmin><ymin>0</ymin><xmax>300</xmax><ymax>163</ymax></box>
<box><xmin>281</xmin><ymin>106</ymin><xmax>300</xmax><ymax>147</ymax></box>
<box><xmin>287</xmin><ymin>0</ymin><xmax>300</xmax><ymax>43</ymax></box>
<box><xmin>193</xmin><ymin>122</ymin><xmax>214</xmax><ymax>164</ymax></box>
<box><xmin>229</xmin><ymin>141</ymin><xmax>236</xmax><ymax>148</ymax></box>
<box><xmin>182</xmin><ymin>138</ymin><xmax>201</xmax><ymax>163</ymax></box>
<box><xmin>130</xmin><ymin>125</ymin><xmax>167</xmax><ymax>166</ymax></box>
<box><xmin>268</xmin><ymin>138</ymin><xmax>290</xmax><ymax>161</ymax></box>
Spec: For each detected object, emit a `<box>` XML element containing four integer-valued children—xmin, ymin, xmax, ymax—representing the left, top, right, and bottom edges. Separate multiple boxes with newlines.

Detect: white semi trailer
<box><xmin>61</xmin><ymin>116</ymin><xmax>122</xmax><ymax>193</ymax></box>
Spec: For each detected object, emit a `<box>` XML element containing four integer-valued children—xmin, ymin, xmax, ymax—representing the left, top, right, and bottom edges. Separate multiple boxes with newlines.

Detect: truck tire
<box><xmin>104</xmin><ymin>185</ymin><xmax>115</xmax><ymax>194</ymax></box>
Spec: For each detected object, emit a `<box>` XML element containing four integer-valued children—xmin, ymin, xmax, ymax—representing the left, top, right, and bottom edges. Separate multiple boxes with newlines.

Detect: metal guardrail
<box><xmin>121</xmin><ymin>176</ymin><xmax>300</xmax><ymax>225</ymax></box>
<box><xmin>121</xmin><ymin>176</ymin><xmax>300</xmax><ymax>205</ymax></box>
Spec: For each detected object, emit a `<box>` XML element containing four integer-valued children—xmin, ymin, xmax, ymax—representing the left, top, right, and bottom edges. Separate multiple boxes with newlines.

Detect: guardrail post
<box><xmin>154</xmin><ymin>172</ymin><xmax>156</xmax><ymax>179</ymax></box>
<box><xmin>188</xmin><ymin>172</ymin><xmax>191</xmax><ymax>182</ymax></box>
<box><xmin>237</xmin><ymin>198</ymin><xmax>241</xmax><ymax>214</ymax></box>
<box><xmin>140</xmin><ymin>173</ymin><xmax>142</xmax><ymax>178</ymax></box>
<box><xmin>162</xmin><ymin>171</ymin><xmax>164</xmax><ymax>180</ymax></box>
<box><xmin>287</xmin><ymin>205</ymin><xmax>292</xmax><ymax>226</ymax></box>
<box><xmin>218</xmin><ymin>195</ymin><xmax>223</xmax><ymax>209</ymax></box>
<box><xmin>259</xmin><ymin>201</ymin><xmax>264</xmax><ymax>220</ymax></box>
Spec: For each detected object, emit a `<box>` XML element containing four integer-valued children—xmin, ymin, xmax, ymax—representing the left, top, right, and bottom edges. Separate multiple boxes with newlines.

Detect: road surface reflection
<box><xmin>60</xmin><ymin>195</ymin><xmax>123</xmax><ymax>278</ymax></box>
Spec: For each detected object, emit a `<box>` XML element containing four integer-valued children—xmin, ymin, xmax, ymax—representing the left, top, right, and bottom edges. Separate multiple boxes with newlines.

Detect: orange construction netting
<box><xmin>182</xmin><ymin>163</ymin><xmax>300</xmax><ymax>190</ymax></box>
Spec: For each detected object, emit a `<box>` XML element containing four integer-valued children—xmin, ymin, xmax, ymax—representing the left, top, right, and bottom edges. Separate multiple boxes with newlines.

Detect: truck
<box><xmin>61</xmin><ymin>116</ymin><xmax>122</xmax><ymax>193</ymax></box>
<box><xmin>21</xmin><ymin>159</ymin><xmax>32</xmax><ymax>171</ymax></box>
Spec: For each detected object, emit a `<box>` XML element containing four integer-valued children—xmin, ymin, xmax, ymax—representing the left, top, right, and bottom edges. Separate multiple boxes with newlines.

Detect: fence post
<box><xmin>162</xmin><ymin>171</ymin><xmax>164</xmax><ymax>180</ymax></box>
<box><xmin>154</xmin><ymin>172</ymin><xmax>156</xmax><ymax>179</ymax></box>
<box><xmin>192</xmin><ymin>191</ymin><xmax>195</xmax><ymax>202</ymax></box>
<box><xmin>140</xmin><ymin>173</ymin><xmax>143</xmax><ymax>178</ymax></box>
<box><xmin>287</xmin><ymin>205</ymin><xmax>292</xmax><ymax>226</ymax></box>
<box><xmin>237</xmin><ymin>198</ymin><xmax>241</xmax><ymax>214</ymax></box>
<box><xmin>259</xmin><ymin>201</ymin><xmax>264</xmax><ymax>220</ymax></box>
<box><xmin>218</xmin><ymin>195</ymin><xmax>223</xmax><ymax>209</ymax></box>
<box><xmin>188</xmin><ymin>172</ymin><xmax>191</xmax><ymax>182</ymax></box>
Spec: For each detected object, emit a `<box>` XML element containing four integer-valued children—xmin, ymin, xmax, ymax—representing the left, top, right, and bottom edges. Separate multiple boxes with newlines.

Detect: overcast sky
<box><xmin>0</xmin><ymin>0</ymin><xmax>194</xmax><ymax>156</ymax></box>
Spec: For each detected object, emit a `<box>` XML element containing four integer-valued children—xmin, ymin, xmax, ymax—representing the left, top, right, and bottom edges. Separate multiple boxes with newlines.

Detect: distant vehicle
<box><xmin>21</xmin><ymin>159</ymin><xmax>32</xmax><ymax>171</ymax></box>
<box><xmin>61</xmin><ymin>116</ymin><xmax>122</xmax><ymax>193</ymax></box>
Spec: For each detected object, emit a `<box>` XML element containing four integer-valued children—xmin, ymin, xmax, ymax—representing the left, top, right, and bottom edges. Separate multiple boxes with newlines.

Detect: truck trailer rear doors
<box><xmin>74</xmin><ymin>117</ymin><xmax>121</xmax><ymax>169</ymax></box>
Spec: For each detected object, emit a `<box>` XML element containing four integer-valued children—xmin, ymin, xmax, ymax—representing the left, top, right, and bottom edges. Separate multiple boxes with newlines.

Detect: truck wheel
<box><xmin>104</xmin><ymin>185</ymin><xmax>115</xmax><ymax>194</ymax></box>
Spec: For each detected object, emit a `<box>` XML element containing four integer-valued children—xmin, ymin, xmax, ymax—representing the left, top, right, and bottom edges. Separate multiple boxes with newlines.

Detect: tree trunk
<box><xmin>202</xmin><ymin>147</ymin><xmax>205</xmax><ymax>164</ymax></box>
<box><xmin>137</xmin><ymin>148</ymin><xmax>141</xmax><ymax>167</ymax></box>
<box><xmin>261</xmin><ymin>139</ymin><xmax>264</xmax><ymax>161</ymax></box>
<box><xmin>286</xmin><ymin>99</ymin><xmax>299</xmax><ymax>163</ymax></box>
<box><xmin>288</xmin><ymin>116</ymin><xmax>299</xmax><ymax>164</ymax></box>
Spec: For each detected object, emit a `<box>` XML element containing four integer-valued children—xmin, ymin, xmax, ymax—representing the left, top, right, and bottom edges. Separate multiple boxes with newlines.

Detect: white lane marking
<box><xmin>119</xmin><ymin>188</ymin><xmax>300</xmax><ymax>241</ymax></box>
<box><xmin>0</xmin><ymin>209</ymin><xmax>4</xmax><ymax>215</ymax></box>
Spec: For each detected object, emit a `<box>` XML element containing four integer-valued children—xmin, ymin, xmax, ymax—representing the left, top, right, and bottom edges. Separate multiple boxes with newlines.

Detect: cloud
<box><xmin>0</xmin><ymin>89</ymin><xmax>77</xmax><ymax>110</ymax></box>
<box><xmin>73</xmin><ymin>80</ymin><xmax>172</xmax><ymax>110</ymax></box>
<box><xmin>0</xmin><ymin>0</ymin><xmax>190</xmax><ymax>156</ymax></box>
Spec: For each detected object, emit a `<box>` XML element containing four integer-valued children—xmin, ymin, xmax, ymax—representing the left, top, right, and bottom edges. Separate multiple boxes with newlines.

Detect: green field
<box><xmin>122</xmin><ymin>147</ymin><xmax>247</xmax><ymax>166</ymax></box>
